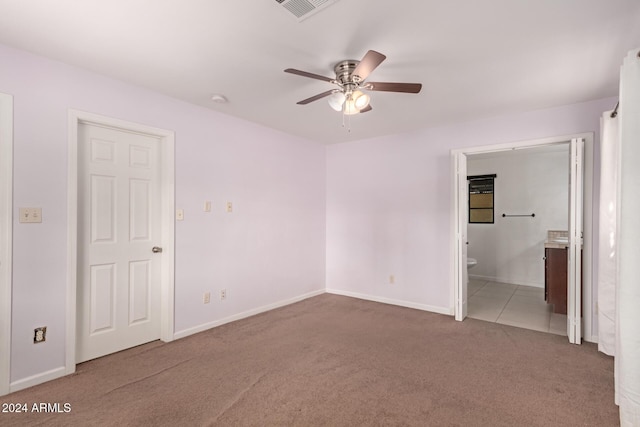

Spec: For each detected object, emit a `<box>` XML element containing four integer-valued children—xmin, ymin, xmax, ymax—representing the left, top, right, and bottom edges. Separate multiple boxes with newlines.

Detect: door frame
<box><xmin>451</xmin><ymin>132</ymin><xmax>594</xmax><ymax>342</ymax></box>
<box><xmin>66</xmin><ymin>110</ymin><xmax>175</xmax><ymax>374</ymax></box>
<box><xmin>0</xmin><ymin>93</ymin><xmax>13</xmax><ymax>396</ymax></box>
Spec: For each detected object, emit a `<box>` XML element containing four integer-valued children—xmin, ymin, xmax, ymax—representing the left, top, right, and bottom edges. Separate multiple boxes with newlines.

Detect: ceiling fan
<box><xmin>284</xmin><ymin>50</ymin><xmax>422</xmax><ymax>115</ymax></box>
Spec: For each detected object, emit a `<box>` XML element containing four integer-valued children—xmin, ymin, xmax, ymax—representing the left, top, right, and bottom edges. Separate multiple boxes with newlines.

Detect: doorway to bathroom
<box><xmin>451</xmin><ymin>133</ymin><xmax>593</xmax><ymax>345</ymax></box>
<box><xmin>467</xmin><ymin>145</ymin><xmax>568</xmax><ymax>336</ymax></box>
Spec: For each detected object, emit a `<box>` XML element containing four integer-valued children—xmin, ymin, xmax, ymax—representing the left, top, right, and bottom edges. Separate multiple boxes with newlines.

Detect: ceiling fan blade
<box><xmin>352</xmin><ymin>50</ymin><xmax>386</xmax><ymax>81</ymax></box>
<box><xmin>284</xmin><ymin>68</ymin><xmax>334</xmax><ymax>83</ymax></box>
<box><xmin>365</xmin><ymin>82</ymin><xmax>422</xmax><ymax>93</ymax></box>
<box><xmin>359</xmin><ymin>105</ymin><xmax>372</xmax><ymax>113</ymax></box>
<box><xmin>296</xmin><ymin>90</ymin><xmax>337</xmax><ymax>105</ymax></box>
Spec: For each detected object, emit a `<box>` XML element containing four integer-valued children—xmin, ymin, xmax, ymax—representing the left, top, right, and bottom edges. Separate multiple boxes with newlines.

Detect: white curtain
<box><xmin>617</xmin><ymin>47</ymin><xmax>640</xmax><ymax>427</ymax></box>
<box><xmin>597</xmin><ymin>110</ymin><xmax>618</xmax><ymax>358</ymax></box>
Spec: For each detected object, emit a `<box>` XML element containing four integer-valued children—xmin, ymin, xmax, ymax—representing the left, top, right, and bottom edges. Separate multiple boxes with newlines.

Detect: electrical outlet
<box><xmin>389</xmin><ymin>275</ymin><xmax>395</xmax><ymax>284</ymax></box>
<box><xmin>34</xmin><ymin>327</ymin><xmax>47</xmax><ymax>343</ymax></box>
<box><xmin>19</xmin><ymin>207</ymin><xmax>42</xmax><ymax>223</ymax></box>
<box><xmin>203</xmin><ymin>292</ymin><xmax>211</xmax><ymax>304</ymax></box>
<box><xmin>220</xmin><ymin>289</ymin><xmax>227</xmax><ymax>300</ymax></box>
<box><xmin>176</xmin><ymin>209</ymin><xmax>184</xmax><ymax>221</ymax></box>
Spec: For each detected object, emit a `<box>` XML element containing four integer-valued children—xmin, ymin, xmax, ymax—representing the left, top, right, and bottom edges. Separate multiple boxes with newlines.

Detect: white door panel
<box><xmin>455</xmin><ymin>153</ymin><xmax>468</xmax><ymax>321</ymax></box>
<box><xmin>77</xmin><ymin>123</ymin><xmax>161</xmax><ymax>362</ymax></box>
<box><xmin>129</xmin><ymin>260</ymin><xmax>151</xmax><ymax>324</ymax></box>
<box><xmin>90</xmin><ymin>263</ymin><xmax>116</xmax><ymax>333</ymax></box>
<box><xmin>568</xmin><ymin>138</ymin><xmax>584</xmax><ymax>344</ymax></box>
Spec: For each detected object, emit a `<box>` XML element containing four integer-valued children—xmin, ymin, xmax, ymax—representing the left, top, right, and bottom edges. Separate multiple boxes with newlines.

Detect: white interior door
<box><xmin>455</xmin><ymin>152</ymin><xmax>469</xmax><ymax>321</ymax></box>
<box><xmin>568</xmin><ymin>137</ymin><xmax>584</xmax><ymax>344</ymax></box>
<box><xmin>77</xmin><ymin>123</ymin><xmax>162</xmax><ymax>362</ymax></box>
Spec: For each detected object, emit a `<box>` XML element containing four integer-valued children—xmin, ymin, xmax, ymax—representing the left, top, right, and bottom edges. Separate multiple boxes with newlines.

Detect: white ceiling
<box><xmin>0</xmin><ymin>0</ymin><xmax>638</xmax><ymax>144</ymax></box>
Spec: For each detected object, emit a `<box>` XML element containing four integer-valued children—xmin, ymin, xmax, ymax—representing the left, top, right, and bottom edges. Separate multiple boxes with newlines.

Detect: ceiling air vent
<box><xmin>275</xmin><ymin>0</ymin><xmax>341</xmax><ymax>22</ymax></box>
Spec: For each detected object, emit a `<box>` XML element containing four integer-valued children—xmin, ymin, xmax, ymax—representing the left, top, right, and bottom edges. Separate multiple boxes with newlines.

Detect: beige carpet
<box><xmin>0</xmin><ymin>294</ymin><xmax>617</xmax><ymax>426</ymax></box>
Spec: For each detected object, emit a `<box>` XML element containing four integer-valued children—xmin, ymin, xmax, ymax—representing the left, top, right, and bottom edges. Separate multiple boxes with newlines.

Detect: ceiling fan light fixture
<box><xmin>343</xmin><ymin>98</ymin><xmax>360</xmax><ymax>115</ymax></box>
<box><xmin>352</xmin><ymin>90</ymin><xmax>370</xmax><ymax>110</ymax></box>
<box><xmin>342</xmin><ymin>90</ymin><xmax>369</xmax><ymax>115</ymax></box>
<box><xmin>327</xmin><ymin>92</ymin><xmax>346</xmax><ymax>111</ymax></box>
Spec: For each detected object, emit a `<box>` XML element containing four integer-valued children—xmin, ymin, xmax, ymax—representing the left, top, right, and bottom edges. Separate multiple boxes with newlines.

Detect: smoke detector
<box><xmin>275</xmin><ymin>0</ymin><xmax>341</xmax><ymax>22</ymax></box>
<box><xmin>211</xmin><ymin>94</ymin><xmax>228</xmax><ymax>103</ymax></box>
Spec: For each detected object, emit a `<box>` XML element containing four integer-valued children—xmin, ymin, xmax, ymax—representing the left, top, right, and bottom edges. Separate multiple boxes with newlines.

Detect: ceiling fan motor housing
<box><xmin>334</xmin><ymin>60</ymin><xmax>361</xmax><ymax>88</ymax></box>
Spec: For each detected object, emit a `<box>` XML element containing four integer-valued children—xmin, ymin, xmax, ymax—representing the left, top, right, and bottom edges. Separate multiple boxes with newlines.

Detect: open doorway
<box><xmin>465</xmin><ymin>144</ymin><xmax>569</xmax><ymax>335</ymax></box>
<box><xmin>451</xmin><ymin>133</ymin><xmax>593</xmax><ymax>344</ymax></box>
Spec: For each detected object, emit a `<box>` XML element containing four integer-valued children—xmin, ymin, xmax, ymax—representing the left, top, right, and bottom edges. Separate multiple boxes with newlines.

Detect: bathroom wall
<box><xmin>467</xmin><ymin>146</ymin><xmax>570</xmax><ymax>287</ymax></box>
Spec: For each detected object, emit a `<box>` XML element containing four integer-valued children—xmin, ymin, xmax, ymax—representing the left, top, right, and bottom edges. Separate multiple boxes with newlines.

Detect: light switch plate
<box><xmin>19</xmin><ymin>207</ymin><xmax>42</xmax><ymax>223</ymax></box>
<box><xmin>226</xmin><ymin>202</ymin><xmax>233</xmax><ymax>213</ymax></box>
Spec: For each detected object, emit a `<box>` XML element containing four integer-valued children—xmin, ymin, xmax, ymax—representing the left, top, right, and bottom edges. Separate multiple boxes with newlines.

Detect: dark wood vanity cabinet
<box><xmin>545</xmin><ymin>248</ymin><xmax>568</xmax><ymax>314</ymax></box>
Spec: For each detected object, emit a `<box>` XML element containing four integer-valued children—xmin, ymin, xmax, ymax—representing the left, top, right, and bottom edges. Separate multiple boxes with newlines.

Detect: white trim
<box><xmin>0</xmin><ymin>93</ymin><xmax>13</xmax><ymax>396</ymax></box>
<box><xmin>326</xmin><ymin>289</ymin><xmax>453</xmax><ymax>316</ymax></box>
<box><xmin>66</xmin><ymin>110</ymin><xmax>175</xmax><ymax>377</ymax></box>
<box><xmin>9</xmin><ymin>366</ymin><xmax>66</xmax><ymax>394</ymax></box>
<box><xmin>451</xmin><ymin>132</ymin><xmax>590</xmax><ymax>156</ymax></box>
<box><xmin>173</xmin><ymin>289</ymin><xmax>325</xmax><ymax>340</ymax></box>
<box><xmin>66</xmin><ymin>114</ymin><xmax>77</xmax><ymax>374</ymax></box>
<box><xmin>451</xmin><ymin>132</ymin><xmax>595</xmax><ymax>342</ymax></box>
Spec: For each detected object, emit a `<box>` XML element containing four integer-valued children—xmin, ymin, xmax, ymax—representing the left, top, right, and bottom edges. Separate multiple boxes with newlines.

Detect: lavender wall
<box><xmin>326</xmin><ymin>97</ymin><xmax>615</xmax><ymax>315</ymax></box>
<box><xmin>1</xmin><ymin>39</ymin><xmax>616</xmax><ymax>389</ymax></box>
<box><xmin>0</xmin><ymin>43</ymin><xmax>326</xmax><ymax>384</ymax></box>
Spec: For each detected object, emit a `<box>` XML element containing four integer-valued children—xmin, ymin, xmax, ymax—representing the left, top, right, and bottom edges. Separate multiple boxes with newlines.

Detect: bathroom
<box><xmin>466</xmin><ymin>143</ymin><xmax>570</xmax><ymax>335</ymax></box>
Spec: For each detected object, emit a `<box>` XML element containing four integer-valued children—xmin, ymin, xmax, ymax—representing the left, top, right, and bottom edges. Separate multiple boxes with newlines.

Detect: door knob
<box><xmin>152</xmin><ymin>246</ymin><xmax>163</xmax><ymax>253</ymax></box>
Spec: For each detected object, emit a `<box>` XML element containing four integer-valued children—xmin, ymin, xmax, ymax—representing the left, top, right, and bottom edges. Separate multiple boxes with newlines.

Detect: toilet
<box><xmin>467</xmin><ymin>257</ymin><xmax>478</xmax><ymax>269</ymax></box>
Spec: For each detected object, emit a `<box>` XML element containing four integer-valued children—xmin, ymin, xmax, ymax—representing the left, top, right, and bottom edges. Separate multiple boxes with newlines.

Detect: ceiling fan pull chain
<box><xmin>342</xmin><ymin>107</ymin><xmax>345</xmax><ymax>128</ymax></box>
<box><xmin>341</xmin><ymin>103</ymin><xmax>352</xmax><ymax>132</ymax></box>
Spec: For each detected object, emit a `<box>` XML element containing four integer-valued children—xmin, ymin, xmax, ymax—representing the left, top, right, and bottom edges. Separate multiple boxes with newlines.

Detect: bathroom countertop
<box><xmin>544</xmin><ymin>230</ymin><xmax>582</xmax><ymax>249</ymax></box>
<box><xmin>545</xmin><ymin>230</ymin><xmax>569</xmax><ymax>249</ymax></box>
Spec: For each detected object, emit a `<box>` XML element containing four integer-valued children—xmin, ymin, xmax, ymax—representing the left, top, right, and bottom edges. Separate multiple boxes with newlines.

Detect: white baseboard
<box><xmin>468</xmin><ymin>274</ymin><xmax>543</xmax><ymax>288</ymax></box>
<box><xmin>10</xmin><ymin>366</ymin><xmax>67</xmax><ymax>394</ymax></box>
<box><xmin>326</xmin><ymin>288</ymin><xmax>453</xmax><ymax>316</ymax></box>
<box><xmin>173</xmin><ymin>289</ymin><xmax>325</xmax><ymax>340</ymax></box>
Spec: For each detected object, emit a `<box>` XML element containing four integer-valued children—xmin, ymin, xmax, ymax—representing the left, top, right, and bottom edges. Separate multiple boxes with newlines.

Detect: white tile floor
<box><xmin>467</xmin><ymin>279</ymin><xmax>567</xmax><ymax>336</ymax></box>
